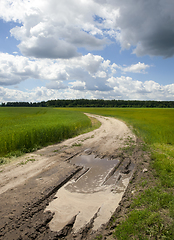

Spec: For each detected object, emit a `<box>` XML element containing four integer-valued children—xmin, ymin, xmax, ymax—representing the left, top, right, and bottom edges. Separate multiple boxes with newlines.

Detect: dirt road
<box><xmin>0</xmin><ymin>114</ymin><xmax>149</xmax><ymax>239</ymax></box>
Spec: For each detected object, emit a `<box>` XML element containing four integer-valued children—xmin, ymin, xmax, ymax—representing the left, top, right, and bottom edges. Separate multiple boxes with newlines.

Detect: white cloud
<box><xmin>1</xmin><ymin>0</ymin><xmax>174</xmax><ymax>59</ymax></box>
<box><xmin>0</xmin><ymin>53</ymin><xmax>39</xmax><ymax>85</ymax></box>
<box><xmin>70</xmin><ymin>81</ymin><xmax>86</xmax><ymax>91</ymax></box>
<box><xmin>0</xmin><ymin>53</ymin><xmax>113</xmax><ymax>91</ymax></box>
<box><xmin>1</xmin><ymin>79</ymin><xmax>174</xmax><ymax>103</ymax></box>
<box><xmin>0</xmin><ymin>52</ymin><xmax>173</xmax><ymax>102</ymax></box>
<box><xmin>0</xmin><ymin>86</ymin><xmax>92</xmax><ymax>102</ymax></box>
<box><xmin>122</xmin><ymin>62</ymin><xmax>150</xmax><ymax>74</ymax></box>
<box><xmin>106</xmin><ymin>76</ymin><xmax>174</xmax><ymax>100</ymax></box>
<box><xmin>46</xmin><ymin>81</ymin><xmax>68</xmax><ymax>90</ymax></box>
<box><xmin>1</xmin><ymin>0</ymin><xmax>111</xmax><ymax>59</ymax></box>
<box><xmin>1</xmin><ymin>0</ymin><xmax>174</xmax><ymax>58</ymax></box>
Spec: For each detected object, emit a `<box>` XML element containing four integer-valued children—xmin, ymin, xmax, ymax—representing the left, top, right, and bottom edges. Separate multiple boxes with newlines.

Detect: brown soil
<box><xmin>0</xmin><ymin>114</ymin><xmax>151</xmax><ymax>240</ymax></box>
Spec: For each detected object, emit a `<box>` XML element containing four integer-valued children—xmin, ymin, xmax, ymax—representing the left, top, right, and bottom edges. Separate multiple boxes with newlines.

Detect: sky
<box><xmin>0</xmin><ymin>0</ymin><xmax>174</xmax><ymax>103</ymax></box>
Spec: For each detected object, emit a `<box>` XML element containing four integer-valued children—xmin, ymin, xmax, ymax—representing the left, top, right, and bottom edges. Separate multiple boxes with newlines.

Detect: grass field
<box><xmin>0</xmin><ymin>107</ymin><xmax>92</xmax><ymax>159</ymax></box>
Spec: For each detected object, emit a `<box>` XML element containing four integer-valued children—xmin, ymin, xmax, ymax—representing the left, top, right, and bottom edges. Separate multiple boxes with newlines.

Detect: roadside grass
<box><xmin>152</xmin><ymin>144</ymin><xmax>174</xmax><ymax>188</ymax></box>
<box><xmin>0</xmin><ymin>107</ymin><xmax>97</xmax><ymax>162</ymax></box>
<box><xmin>78</xmin><ymin>114</ymin><xmax>101</xmax><ymax>135</ymax></box>
<box><xmin>113</xmin><ymin>209</ymin><xmax>173</xmax><ymax>240</ymax></box>
<box><xmin>69</xmin><ymin>108</ymin><xmax>174</xmax><ymax>239</ymax></box>
<box><xmin>94</xmin><ymin>235</ymin><xmax>103</xmax><ymax>240</ymax></box>
<box><xmin>19</xmin><ymin>158</ymin><xmax>36</xmax><ymax>165</ymax></box>
<box><xmin>72</xmin><ymin>143</ymin><xmax>83</xmax><ymax>147</ymax></box>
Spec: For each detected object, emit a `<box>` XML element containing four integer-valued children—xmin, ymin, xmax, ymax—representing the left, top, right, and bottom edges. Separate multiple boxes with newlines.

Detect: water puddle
<box><xmin>45</xmin><ymin>153</ymin><xmax>135</xmax><ymax>233</ymax></box>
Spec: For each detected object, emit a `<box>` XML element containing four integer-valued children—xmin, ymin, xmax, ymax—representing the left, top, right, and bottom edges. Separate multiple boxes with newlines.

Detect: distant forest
<box><xmin>1</xmin><ymin>99</ymin><xmax>174</xmax><ymax>108</ymax></box>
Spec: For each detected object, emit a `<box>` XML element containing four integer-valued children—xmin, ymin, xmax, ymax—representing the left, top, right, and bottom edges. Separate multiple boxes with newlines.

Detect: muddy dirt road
<box><xmin>0</xmin><ymin>114</ymin><xmax>149</xmax><ymax>239</ymax></box>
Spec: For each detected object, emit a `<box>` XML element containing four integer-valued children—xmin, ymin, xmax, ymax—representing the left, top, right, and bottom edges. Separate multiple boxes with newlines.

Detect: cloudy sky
<box><xmin>0</xmin><ymin>0</ymin><xmax>174</xmax><ymax>103</ymax></box>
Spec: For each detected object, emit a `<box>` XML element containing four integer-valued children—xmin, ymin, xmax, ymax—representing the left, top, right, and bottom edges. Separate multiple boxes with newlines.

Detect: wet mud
<box><xmin>46</xmin><ymin>153</ymin><xmax>135</xmax><ymax>234</ymax></box>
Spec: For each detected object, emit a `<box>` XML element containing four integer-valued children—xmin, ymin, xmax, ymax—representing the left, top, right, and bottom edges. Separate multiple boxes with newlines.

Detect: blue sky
<box><xmin>0</xmin><ymin>0</ymin><xmax>174</xmax><ymax>103</ymax></box>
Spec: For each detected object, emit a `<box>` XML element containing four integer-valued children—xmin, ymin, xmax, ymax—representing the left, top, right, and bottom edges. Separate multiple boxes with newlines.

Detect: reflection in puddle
<box><xmin>45</xmin><ymin>154</ymin><xmax>135</xmax><ymax>233</ymax></box>
<box><xmin>68</xmin><ymin>155</ymin><xmax>120</xmax><ymax>193</ymax></box>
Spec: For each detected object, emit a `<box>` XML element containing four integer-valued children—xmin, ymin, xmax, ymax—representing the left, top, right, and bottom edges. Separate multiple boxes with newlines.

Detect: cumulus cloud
<box><xmin>0</xmin><ymin>53</ymin><xmax>114</xmax><ymax>91</ymax></box>
<box><xmin>19</xmin><ymin>36</ymin><xmax>81</xmax><ymax>59</ymax></box>
<box><xmin>0</xmin><ymin>53</ymin><xmax>39</xmax><ymax>85</ymax></box>
<box><xmin>0</xmin><ymin>52</ymin><xmax>173</xmax><ymax>102</ymax></box>
<box><xmin>46</xmin><ymin>81</ymin><xmax>68</xmax><ymax>90</ymax></box>
<box><xmin>1</xmin><ymin>0</ymin><xmax>174</xmax><ymax>59</ymax></box>
<box><xmin>1</xmin><ymin>0</ymin><xmax>174</xmax><ymax>58</ymax></box>
<box><xmin>0</xmin><ymin>86</ymin><xmax>92</xmax><ymax>103</ymax></box>
<box><xmin>1</xmin><ymin>79</ymin><xmax>174</xmax><ymax>103</ymax></box>
<box><xmin>106</xmin><ymin>76</ymin><xmax>174</xmax><ymax>100</ymax></box>
<box><xmin>94</xmin><ymin>0</ymin><xmax>174</xmax><ymax>58</ymax></box>
<box><xmin>111</xmin><ymin>0</ymin><xmax>174</xmax><ymax>57</ymax></box>
<box><xmin>122</xmin><ymin>62</ymin><xmax>150</xmax><ymax>74</ymax></box>
<box><xmin>70</xmin><ymin>81</ymin><xmax>86</xmax><ymax>91</ymax></box>
<box><xmin>1</xmin><ymin>0</ymin><xmax>110</xmax><ymax>59</ymax></box>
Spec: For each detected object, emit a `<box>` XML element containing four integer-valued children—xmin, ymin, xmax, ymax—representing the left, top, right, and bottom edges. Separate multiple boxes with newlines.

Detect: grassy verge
<box><xmin>0</xmin><ymin>108</ymin><xmax>100</xmax><ymax>162</ymax></box>
<box><xmin>68</xmin><ymin>108</ymin><xmax>174</xmax><ymax>239</ymax></box>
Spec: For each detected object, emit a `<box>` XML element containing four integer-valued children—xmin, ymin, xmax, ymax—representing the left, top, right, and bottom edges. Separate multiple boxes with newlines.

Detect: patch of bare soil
<box><xmin>0</xmin><ymin>114</ymin><xmax>151</xmax><ymax>240</ymax></box>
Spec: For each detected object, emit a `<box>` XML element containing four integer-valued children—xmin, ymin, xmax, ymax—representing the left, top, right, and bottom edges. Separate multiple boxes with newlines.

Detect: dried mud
<box><xmin>0</xmin><ymin>114</ymin><xmax>151</xmax><ymax>240</ymax></box>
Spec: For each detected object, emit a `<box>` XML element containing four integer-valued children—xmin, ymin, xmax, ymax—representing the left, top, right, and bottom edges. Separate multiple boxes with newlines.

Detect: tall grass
<box><xmin>0</xmin><ymin>108</ymin><xmax>91</xmax><ymax>157</ymax></box>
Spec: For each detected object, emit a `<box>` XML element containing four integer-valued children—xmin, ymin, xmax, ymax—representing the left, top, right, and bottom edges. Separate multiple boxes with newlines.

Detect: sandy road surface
<box><xmin>0</xmin><ymin>114</ymin><xmax>137</xmax><ymax>240</ymax></box>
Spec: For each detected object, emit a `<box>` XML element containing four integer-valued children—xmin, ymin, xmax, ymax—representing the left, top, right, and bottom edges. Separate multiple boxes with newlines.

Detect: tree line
<box><xmin>1</xmin><ymin>99</ymin><xmax>174</xmax><ymax>108</ymax></box>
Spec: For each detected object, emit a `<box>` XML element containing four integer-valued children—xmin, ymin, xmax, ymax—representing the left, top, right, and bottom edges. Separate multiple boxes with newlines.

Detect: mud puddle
<box><xmin>45</xmin><ymin>151</ymin><xmax>135</xmax><ymax>234</ymax></box>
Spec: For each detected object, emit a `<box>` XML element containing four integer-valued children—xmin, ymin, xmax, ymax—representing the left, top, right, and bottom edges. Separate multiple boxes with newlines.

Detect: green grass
<box><xmin>67</xmin><ymin>108</ymin><xmax>174</xmax><ymax>239</ymax></box>
<box><xmin>113</xmin><ymin>209</ymin><xmax>173</xmax><ymax>240</ymax></box>
<box><xmin>94</xmin><ymin>235</ymin><xmax>103</xmax><ymax>240</ymax></box>
<box><xmin>113</xmin><ymin>186</ymin><xmax>174</xmax><ymax>239</ymax></box>
<box><xmin>19</xmin><ymin>158</ymin><xmax>36</xmax><ymax>165</ymax></box>
<box><xmin>0</xmin><ymin>107</ymin><xmax>92</xmax><ymax>159</ymax></box>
